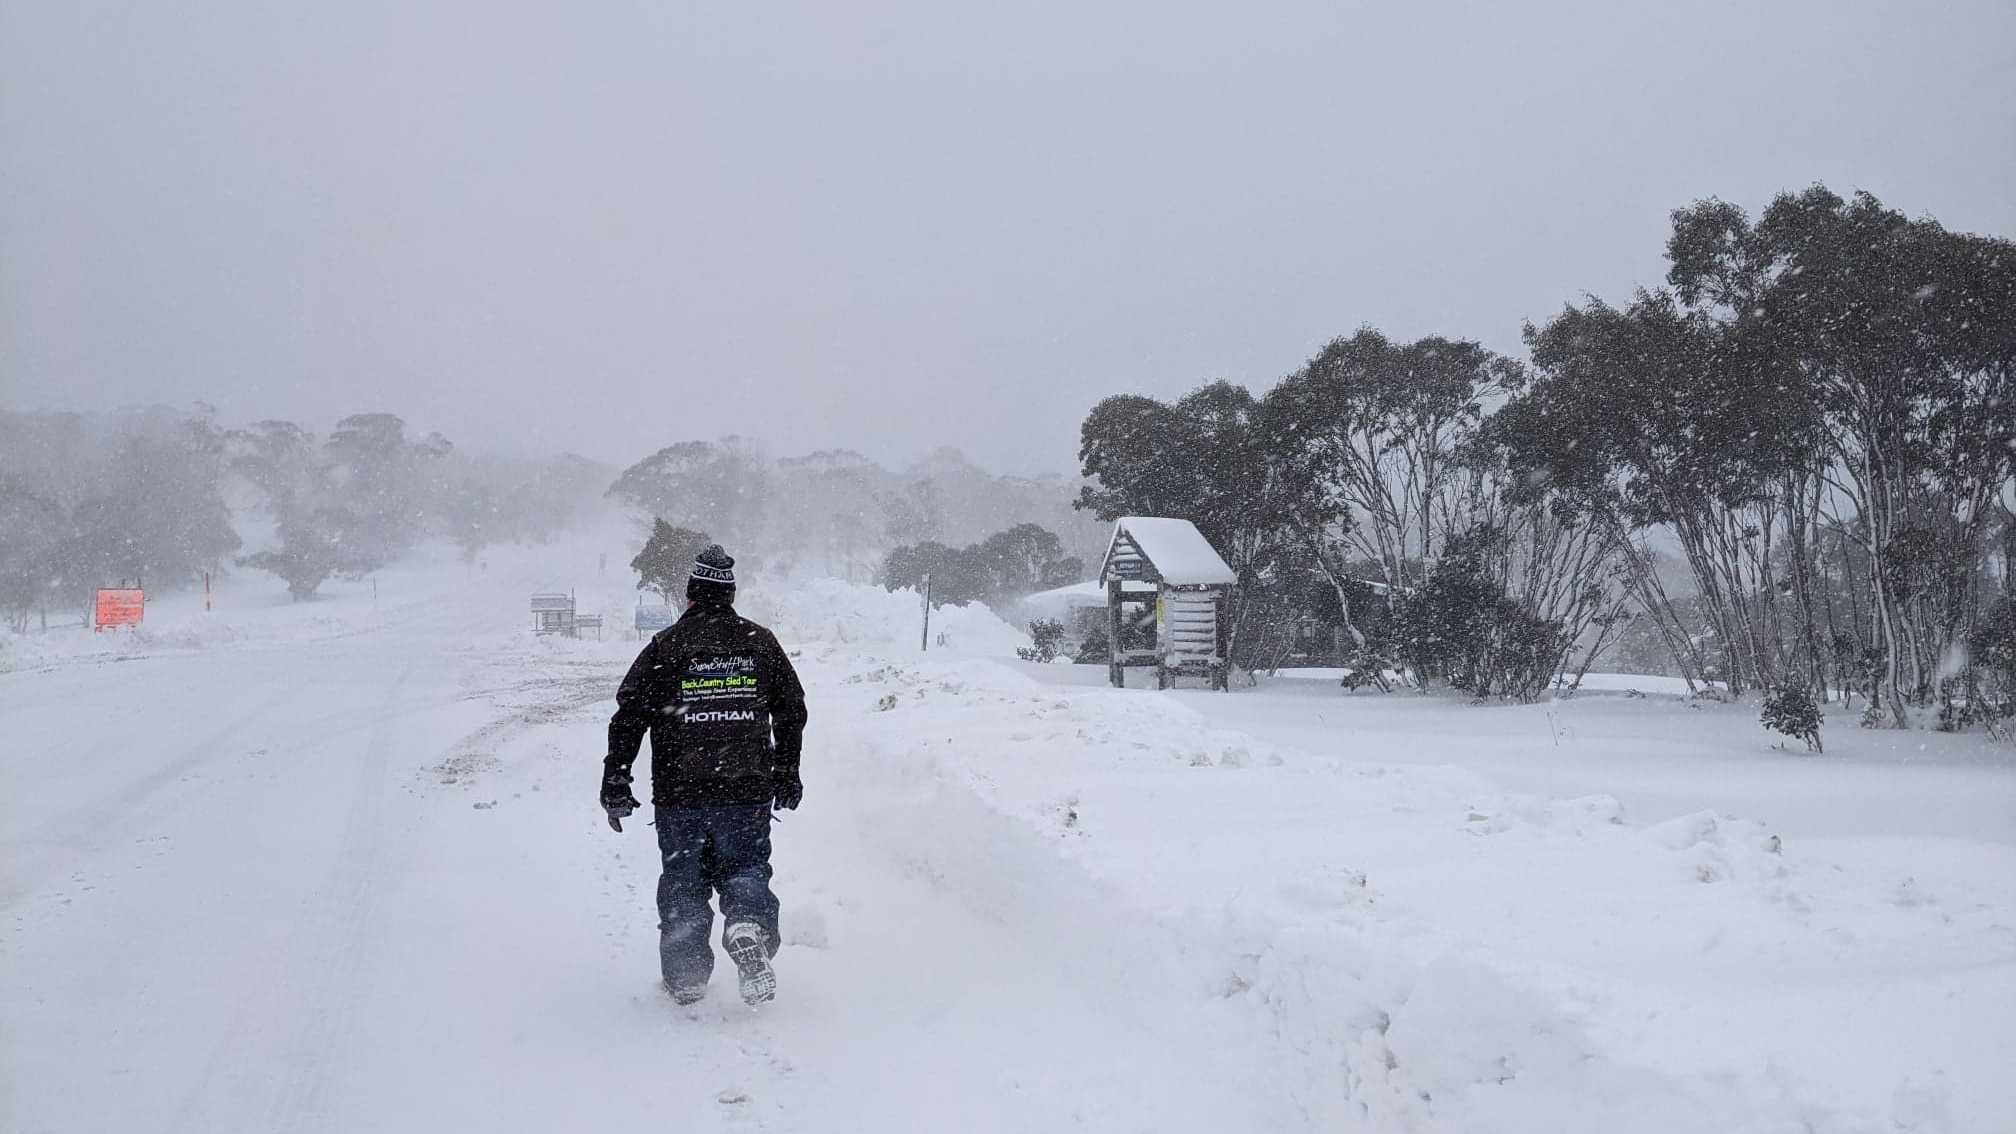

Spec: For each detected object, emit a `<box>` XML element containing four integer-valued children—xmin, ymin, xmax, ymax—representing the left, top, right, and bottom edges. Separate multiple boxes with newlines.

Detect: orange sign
<box><xmin>94</xmin><ymin>588</ymin><xmax>145</xmax><ymax>631</ymax></box>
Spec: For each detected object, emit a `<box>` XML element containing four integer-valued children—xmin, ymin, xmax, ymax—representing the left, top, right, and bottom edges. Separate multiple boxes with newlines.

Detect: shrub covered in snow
<box><xmin>1937</xmin><ymin>597</ymin><xmax>2016</xmax><ymax>736</ymax></box>
<box><xmin>1017</xmin><ymin>618</ymin><xmax>1066</xmax><ymax>663</ymax></box>
<box><xmin>1392</xmin><ymin>528</ymin><xmax>1569</xmax><ymax>702</ymax></box>
<box><xmin>1760</xmin><ymin>684</ymin><xmax>1823</xmax><ymax>753</ymax></box>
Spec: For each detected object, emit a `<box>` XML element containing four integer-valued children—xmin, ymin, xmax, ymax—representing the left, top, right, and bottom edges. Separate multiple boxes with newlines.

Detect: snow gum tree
<box><xmin>239</xmin><ymin>509</ymin><xmax>372</xmax><ymax>601</ymax></box>
<box><xmin>1260</xmin><ymin>330</ymin><xmax>1521</xmax><ymax>594</ymax></box>
<box><xmin>970</xmin><ymin>523</ymin><xmax>1084</xmax><ymax>600</ymax></box>
<box><xmin>878</xmin><ymin>523</ymin><xmax>1082</xmax><ymax>607</ymax></box>
<box><xmin>1668</xmin><ymin>188</ymin><xmax>2015</xmax><ymax>725</ymax></box>
<box><xmin>324</xmin><ymin>413</ymin><xmax>452</xmax><ymax>566</ymax></box>
<box><xmin>227</xmin><ymin>419</ymin><xmax>324</xmax><ymax>521</ymax></box>
<box><xmin>631</xmin><ymin>519</ymin><xmax>713</xmax><ymax>604</ymax></box>
<box><xmin>1258</xmin><ymin>330</ymin><xmax>1524</xmax><ymax>664</ymax></box>
<box><xmin>608</xmin><ymin>438</ymin><xmax>773</xmax><ymax>553</ymax></box>
<box><xmin>1505</xmin><ymin>291</ymin><xmax>1800</xmax><ymax>696</ymax></box>
<box><xmin>1488</xmin><ymin>188</ymin><xmax>2013</xmax><ymax>726</ymax></box>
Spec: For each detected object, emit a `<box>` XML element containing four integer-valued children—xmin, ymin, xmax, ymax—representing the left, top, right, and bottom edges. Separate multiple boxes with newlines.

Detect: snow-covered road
<box><xmin>5</xmin><ymin>644</ymin><xmax>457</xmax><ymax>1131</ymax></box>
<box><xmin>1</xmin><ymin>561</ymin><xmax>1293</xmax><ymax>1133</ymax></box>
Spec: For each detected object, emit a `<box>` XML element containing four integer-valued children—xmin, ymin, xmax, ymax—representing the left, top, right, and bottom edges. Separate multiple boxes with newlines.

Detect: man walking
<box><xmin>602</xmin><ymin>544</ymin><xmax>808</xmax><ymax>1006</ymax></box>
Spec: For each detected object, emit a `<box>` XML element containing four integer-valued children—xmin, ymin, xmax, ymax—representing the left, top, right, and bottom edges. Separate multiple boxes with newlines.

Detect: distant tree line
<box><xmin>1</xmin><ymin>406</ymin><xmax>608</xmax><ymax>622</ymax></box>
<box><xmin>1076</xmin><ymin>187</ymin><xmax>2015</xmax><ymax>731</ymax></box>
<box><xmin>604</xmin><ymin>438</ymin><xmax>1106</xmax><ymax>585</ymax></box>
<box><xmin>1</xmin><ymin>405</ymin><xmax>239</xmax><ymax>628</ymax></box>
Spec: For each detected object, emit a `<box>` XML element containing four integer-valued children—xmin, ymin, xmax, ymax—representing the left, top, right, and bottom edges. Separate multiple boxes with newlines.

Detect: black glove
<box><xmin>601</xmin><ymin>772</ymin><xmax>640</xmax><ymax>832</ymax></box>
<box><xmin>772</xmin><ymin>764</ymin><xmax>803</xmax><ymax>811</ymax></box>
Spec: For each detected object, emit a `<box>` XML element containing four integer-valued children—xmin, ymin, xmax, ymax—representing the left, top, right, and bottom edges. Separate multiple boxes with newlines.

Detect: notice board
<box><xmin>94</xmin><ymin>588</ymin><xmax>145</xmax><ymax>631</ymax></box>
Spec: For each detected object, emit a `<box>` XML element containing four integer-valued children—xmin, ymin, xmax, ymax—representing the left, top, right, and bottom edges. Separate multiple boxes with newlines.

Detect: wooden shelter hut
<box><xmin>530</xmin><ymin>591</ymin><xmax>577</xmax><ymax>636</ymax></box>
<box><xmin>1098</xmin><ymin>517</ymin><xmax>1237</xmax><ymax>690</ymax></box>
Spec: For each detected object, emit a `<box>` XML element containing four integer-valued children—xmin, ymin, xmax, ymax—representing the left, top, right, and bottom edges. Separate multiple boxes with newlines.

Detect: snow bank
<box><xmin>0</xmin><ymin>582</ymin><xmax>393</xmax><ymax>671</ymax></box>
<box><xmin>811</xmin><ymin>648</ymin><xmax>2016</xmax><ymax>1134</ymax></box>
<box><xmin>743</xmin><ymin>577</ymin><xmax>1031</xmax><ymax>661</ymax></box>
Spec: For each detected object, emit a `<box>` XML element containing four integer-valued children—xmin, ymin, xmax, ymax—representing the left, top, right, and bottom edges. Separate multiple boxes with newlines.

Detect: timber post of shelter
<box><xmin>1105</xmin><ymin>577</ymin><xmax>1153</xmax><ymax>688</ymax></box>
<box><xmin>1098</xmin><ymin>516</ymin><xmax>1238</xmax><ymax>692</ymax></box>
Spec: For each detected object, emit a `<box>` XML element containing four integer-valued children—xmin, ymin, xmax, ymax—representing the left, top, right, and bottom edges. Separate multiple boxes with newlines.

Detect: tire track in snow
<box><xmin>425</xmin><ymin>673</ymin><xmax>613</xmax><ymax>787</ymax></box>
<box><xmin>164</xmin><ymin>661</ymin><xmax>616</xmax><ymax>1132</ymax></box>
<box><xmin>0</xmin><ymin>681</ymin><xmax>293</xmax><ymax>910</ymax></box>
<box><xmin>1</xmin><ymin>652</ymin><xmax>439</xmax><ymax>909</ymax></box>
<box><xmin>169</xmin><ymin>666</ymin><xmax>414</xmax><ymax>1134</ymax></box>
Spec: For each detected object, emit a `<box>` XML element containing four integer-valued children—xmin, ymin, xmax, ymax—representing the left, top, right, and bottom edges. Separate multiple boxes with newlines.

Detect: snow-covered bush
<box><xmin>1760</xmin><ymin>685</ymin><xmax>1823</xmax><ymax>753</ymax></box>
<box><xmin>1017</xmin><ymin>618</ymin><xmax>1066</xmax><ymax>663</ymax></box>
<box><xmin>1936</xmin><ymin>598</ymin><xmax>2016</xmax><ymax>737</ymax></box>
<box><xmin>1392</xmin><ymin>530</ymin><xmax>1568</xmax><ymax>702</ymax></box>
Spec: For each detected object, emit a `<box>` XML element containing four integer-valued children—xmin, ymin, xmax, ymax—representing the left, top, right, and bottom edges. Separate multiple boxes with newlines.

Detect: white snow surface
<box><xmin>3</xmin><ymin>537</ymin><xmax>2012</xmax><ymax>1133</ymax></box>
<box><xmin>742</xmin><ymin>576</ymin><xmax>1033</xmax><ymax>663</ymax></box>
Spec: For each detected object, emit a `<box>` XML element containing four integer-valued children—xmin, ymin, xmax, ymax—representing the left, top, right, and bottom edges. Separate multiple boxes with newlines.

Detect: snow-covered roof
<box><xmin>1100</xmin><ymin>517</ymin><xmax>1236</xmax><ymax>587</ymax></box>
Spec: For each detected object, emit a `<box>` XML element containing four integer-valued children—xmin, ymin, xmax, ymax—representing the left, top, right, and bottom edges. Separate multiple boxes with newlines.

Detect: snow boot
<box><xmin>664</xmin><ymin>980</ymin><xmax>708</xmax><ymax>1006</ymax></box>
<box><xmin>723</xmin><ymin>922</ymin><xmax>776</xmax><ymax>1005</ymax></box>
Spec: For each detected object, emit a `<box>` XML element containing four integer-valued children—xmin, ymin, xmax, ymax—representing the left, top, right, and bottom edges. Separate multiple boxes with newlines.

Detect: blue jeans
<box><xmin>653</xmin><ymin>804</ymin><xmax>780</xmax><ymax>989</ymax></box>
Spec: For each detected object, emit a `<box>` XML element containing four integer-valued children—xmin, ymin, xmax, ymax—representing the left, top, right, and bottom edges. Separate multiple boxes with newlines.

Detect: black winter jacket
<box><xmin>605</xmin><ymin>601</ymin><xmax>808</xmax><ymax>808</ymax></box>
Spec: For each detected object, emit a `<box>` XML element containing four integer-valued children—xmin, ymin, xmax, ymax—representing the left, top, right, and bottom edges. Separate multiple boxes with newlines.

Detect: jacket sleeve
<box><xmin>605</xmin><ymin>635</ymin><xmax>665</xmax><ymax>782</ymax></box>
<box><xmin>766</xmin><ymin>633</ymin><xmax>809</xmax><ymax>767</ymax></box>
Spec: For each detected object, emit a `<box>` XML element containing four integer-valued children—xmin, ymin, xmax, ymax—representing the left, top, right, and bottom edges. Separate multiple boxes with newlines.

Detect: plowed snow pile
<box><xmin>818</xmin><ymin>648</ymin><xmax>2014</xmax><ymax>1133</ymax></box>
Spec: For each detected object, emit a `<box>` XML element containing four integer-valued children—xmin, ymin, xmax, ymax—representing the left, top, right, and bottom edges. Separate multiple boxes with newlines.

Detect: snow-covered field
<box><xmin>4</xmin><ymin>536</ymin><xmax>2012</xmax><ymax>1133</ymax></box>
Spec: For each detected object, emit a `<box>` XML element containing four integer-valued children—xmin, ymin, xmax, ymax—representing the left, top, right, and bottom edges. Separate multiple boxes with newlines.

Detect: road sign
<box><xmin>94</xmin><ymin>588</ymin><xmax>145</xmax><ymax>632</ymax></box>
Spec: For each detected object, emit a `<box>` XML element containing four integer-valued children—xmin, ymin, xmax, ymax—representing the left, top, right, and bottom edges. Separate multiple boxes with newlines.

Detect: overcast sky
<box><xmin>4</xmin><ymin>1</ymin><xmax>2012</xmax><ymax>475</ymax></box>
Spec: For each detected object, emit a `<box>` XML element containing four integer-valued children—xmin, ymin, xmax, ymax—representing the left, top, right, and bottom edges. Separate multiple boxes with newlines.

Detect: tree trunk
<box><xmin>1863</xmin><ymin>437</ymin><xmax>1910</xmax><ymax>727</ymax></box>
